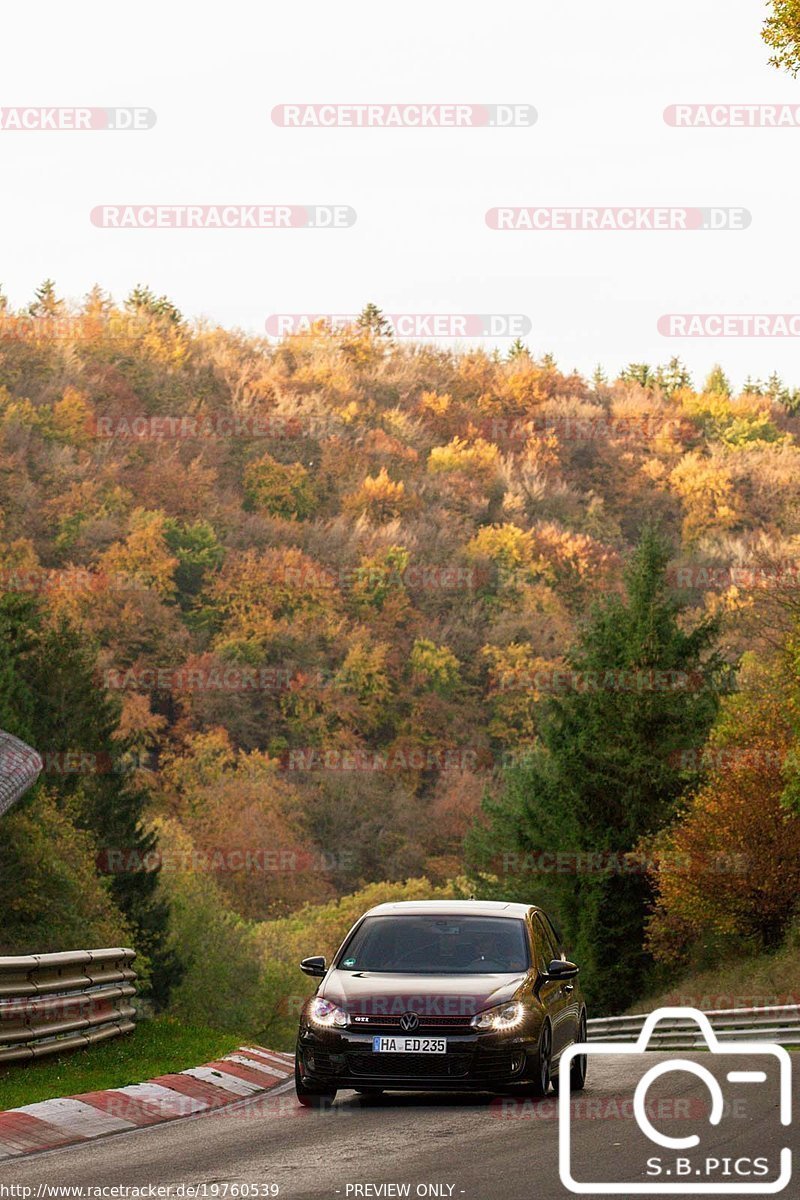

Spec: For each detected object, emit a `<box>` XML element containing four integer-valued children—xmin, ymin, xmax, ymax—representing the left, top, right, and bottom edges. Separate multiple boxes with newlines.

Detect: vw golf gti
<box><xmin>294</xmin><ymin>899</ymin><xmax>587</xmax><ymax>1103</ymax></box>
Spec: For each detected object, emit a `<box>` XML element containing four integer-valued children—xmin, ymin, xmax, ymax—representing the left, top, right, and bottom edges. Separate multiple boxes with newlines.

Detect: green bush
<box><xmin>154</xmin><ymin>819</ymin><xmax>266</xmax><ymax>1034</ymax></box>
<box><xmin>254</xmin><ymin>877</ymin><xmax>464</xmax><ymax>1048</ymax></box>
<box><xmin>0</xmin><ymin>791</ymin><xmax>134</xmax><ymax>956</ymax></box>
<box><xmin>158</xmin><ymin>838</ymin><xmax>463</xmax><ymax>1050</ymax></box>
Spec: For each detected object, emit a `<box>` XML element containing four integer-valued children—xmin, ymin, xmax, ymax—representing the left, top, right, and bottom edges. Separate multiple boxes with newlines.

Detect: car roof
<box><xmin>362</xmin><ymin>900</ymin><xmax>538</xmax><ymax>919</ymax></box>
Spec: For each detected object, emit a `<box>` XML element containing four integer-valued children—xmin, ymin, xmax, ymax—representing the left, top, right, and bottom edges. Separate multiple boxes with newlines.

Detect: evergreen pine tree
<box><xmin>0</xmin><ymin>595</ymin><xmax>180</xmax><ymax>1004</ymax></box>
<box><xmin>356</xmin><ymin>303</ymin><xmax>393</xmax><ymax>339</ymax></box>
<box><xmin>620</xmin><ymin>363</ymin><xmax>655</xmax><ymax>389</ymax></box>
<box><xmin>467</xmin><ymin>529</ymin><xmax>726</xmax><ymax>1012</ymax></box>
<box><xmin>28</xmin><ymin>279</ymin><xmax>62</xmax><ymax>318</ymax></box>
<box><xmin>507</xmin><ymin>338</ymin><xmax>530</xmax><ymax>361</ymax></box>
<box><xmin>591</xmin><ymin>365</ymin><xmax>609</xmax><ymax>392</ymax></box>
<box><xmin>656</xmin><ymin>356</ymin><xmax>692</xmax><ymax>397</ymax></box>
<box><xmin>703</xmin><ymin>365</ymin><xmax>732</xmax><ymax>397</ymax></box>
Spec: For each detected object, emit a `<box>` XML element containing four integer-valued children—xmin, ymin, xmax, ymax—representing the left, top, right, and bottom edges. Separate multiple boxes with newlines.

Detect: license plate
<box><xmin>372</xmin><ymin>1036</ymin><xmax>447</xmax><ymax>1053</ymax></box>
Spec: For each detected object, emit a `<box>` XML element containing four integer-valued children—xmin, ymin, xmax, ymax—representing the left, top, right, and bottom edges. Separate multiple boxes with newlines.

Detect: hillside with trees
<box><xmin>1</xmin><ymin>285</ymin><xmax>800</xmax><ymax>1021</ymax></box>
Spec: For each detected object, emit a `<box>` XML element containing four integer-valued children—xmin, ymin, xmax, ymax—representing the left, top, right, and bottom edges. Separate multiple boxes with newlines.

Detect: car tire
<box><xmin>295</xmin><ymin>1057</ymin><xmax>337</xmax><ymax>1108</ymax></box>
<box><xmin>522</xmin><ymin>1020</ymin><xmax>552</xmax><ymax>1098</ymax></box>
<box><xmin>553</xmin><ymin>1012</ymin><xmax>588</xmax><ymax>1095</ymax></box>
<box><xmin>570</xmin><ymin>1013</ymin><xmax>588</xmax><ymax>1091</ymax></box>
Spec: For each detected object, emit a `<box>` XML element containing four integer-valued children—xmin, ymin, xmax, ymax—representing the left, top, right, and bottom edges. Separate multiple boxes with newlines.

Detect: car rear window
<box><xmin>336</xmin><ymin>915</ymin><xmax>530</xmax><ymax>974</ymax></box>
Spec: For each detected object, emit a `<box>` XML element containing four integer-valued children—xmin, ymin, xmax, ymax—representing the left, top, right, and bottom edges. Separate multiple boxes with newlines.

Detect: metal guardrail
<box><xmin>0</xmin><ymin>948</ymin><xmax>137</xmax><ymax>1063</ymax></box>
<box><xmin>588</xmin><ymin>1004</ymin><xmax>800</xmax><ymax>1049</ymax></box>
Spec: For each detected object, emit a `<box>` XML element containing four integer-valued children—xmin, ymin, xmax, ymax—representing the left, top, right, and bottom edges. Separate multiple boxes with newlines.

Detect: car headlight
<box><xmin>308</xmin><ymin>997</ymin><xmax>349</xmax><ymax>1028</ymax></box>
<box><xmin>470</xmin><ymin>1001</ymin><xmax>525</xmax><ymax>1031</ymax></box>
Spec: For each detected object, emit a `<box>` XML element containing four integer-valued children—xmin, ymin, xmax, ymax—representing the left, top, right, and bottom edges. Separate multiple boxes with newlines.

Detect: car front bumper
<box><xmin>296</xmin><ymin>1026</ymin><xmax>542</xmax><ymax>1090</ymax></box>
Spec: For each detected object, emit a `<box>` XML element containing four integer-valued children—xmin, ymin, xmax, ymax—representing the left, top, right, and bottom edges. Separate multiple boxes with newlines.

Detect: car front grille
<box><xmin>346</xmin><ymin>1051</ymin><xmax>473</xmax><ymax>1078</ymax></box>
<box><xmin>349</xmin><ymin>1014</ymin><xmax>475</xmax><ymax>1032</ymax></box>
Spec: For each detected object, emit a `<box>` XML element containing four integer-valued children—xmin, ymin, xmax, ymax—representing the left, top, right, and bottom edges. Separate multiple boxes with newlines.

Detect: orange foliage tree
<box><xmin>647</xmin><ymin>733</ymin><xmax>800</xmax><ymax>961</ymax></box>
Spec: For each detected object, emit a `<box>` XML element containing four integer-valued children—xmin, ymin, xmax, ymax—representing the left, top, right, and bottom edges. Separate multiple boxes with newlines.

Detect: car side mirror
<box><xmin>545</xmin><ymin>958</ymin><xmax>579</xmax><ymax>980</ymax></box>
<box><xmin>300</xmin><ymin>956</ymin><xmax>327</xmax><ymax>978</ymax></box>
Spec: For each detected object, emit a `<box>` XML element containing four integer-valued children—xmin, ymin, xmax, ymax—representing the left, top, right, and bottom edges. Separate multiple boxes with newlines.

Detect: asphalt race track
<box><xmin>1</xmin><ymin>1053</ymin><xmax>796</xmax><ymax>1200</ymax></box>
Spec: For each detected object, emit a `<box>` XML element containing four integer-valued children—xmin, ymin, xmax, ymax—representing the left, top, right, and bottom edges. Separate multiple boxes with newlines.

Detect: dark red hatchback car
<box><xmin>295</xmin><ymin>899</ymin><xmax>587</xmax><ymax>1104</ymax></box>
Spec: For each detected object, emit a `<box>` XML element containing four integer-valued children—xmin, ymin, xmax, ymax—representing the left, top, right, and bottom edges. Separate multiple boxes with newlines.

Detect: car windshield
<box><xmin>335</xmin><ymin>915</ymin><xmax>530</xmax><ymax>974</ymax></box>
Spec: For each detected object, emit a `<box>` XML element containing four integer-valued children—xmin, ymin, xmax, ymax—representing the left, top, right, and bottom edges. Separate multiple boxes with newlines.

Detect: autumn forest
<box><xmin>1</xmin><ymin>285</ymin><xmax>799</xmax><ymax>1033</ymax></box>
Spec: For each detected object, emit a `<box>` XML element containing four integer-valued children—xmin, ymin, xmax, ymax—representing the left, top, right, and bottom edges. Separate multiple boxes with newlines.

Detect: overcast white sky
<box><xmin>1</xmin><ymin>0</ymin><xmax>798</xmax><ymax>387</ymax></box>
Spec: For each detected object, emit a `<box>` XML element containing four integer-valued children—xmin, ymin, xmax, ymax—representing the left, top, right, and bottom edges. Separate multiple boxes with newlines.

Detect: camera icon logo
<box><xmin>558</xmin><ymin>1006</ymin><xmax>793</xmax><ymax>1194</ymax></box>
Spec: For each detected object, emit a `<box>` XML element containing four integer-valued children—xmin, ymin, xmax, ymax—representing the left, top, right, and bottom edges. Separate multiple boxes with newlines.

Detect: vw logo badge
<box><xmin>400</xmin><ymin>1012</ymin><xmax>420</xmax><ymax>1032</ymax></box>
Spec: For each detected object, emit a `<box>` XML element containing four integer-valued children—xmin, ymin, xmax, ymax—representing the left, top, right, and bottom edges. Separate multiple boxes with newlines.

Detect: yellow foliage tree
<box><xmin>481</xmin><ymin>642</ymin><xmax>555</xmax><ymax>745</ymax></box>
<box><xmin>51</xmin><ymin>387</ymin><xmax>93</xmax><ymax>445</ymax></box>
<box><xmin>98</xmin><ymin>508</ymin><xmax>179</xmax><ymax>597</ymax></box>
<box><xmin>670</xmin><ymin>452</ymin><xmax>742</xmax><ymax>541</ymax></box>
<box><xmin>211</xmin><ymin>546</ymin><xmax>341</xmax><ymax>650</ymax></box>
<box><xmin>343</xmin><ymin>467</ymin><xmax>409</xmax><ymax>521</ymax></box>
<box><xmin>427</xmin><ymin>436</ymin><xmax>500</xmax><ymax>479</ymax></box>
<box><xmin>647</xmin><ymin>734</ymin><xmax>800</xmax><ymax>960</ymax></box>
<box><xmin>466</xmin><ymin>522</ymin><xmax>549</xmax><ymax>597</ymax></box>
<box><xmin>243</xmin><ymin>452</ymin><xmax>316</xmax><ymax>519</ymax></box>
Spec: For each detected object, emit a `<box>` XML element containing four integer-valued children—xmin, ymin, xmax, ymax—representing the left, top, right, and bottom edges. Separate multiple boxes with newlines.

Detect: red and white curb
<box><xmin>0</xmin><ymin>1045</ymin><xmax>295</xmax><ymax>1160</ymax></box>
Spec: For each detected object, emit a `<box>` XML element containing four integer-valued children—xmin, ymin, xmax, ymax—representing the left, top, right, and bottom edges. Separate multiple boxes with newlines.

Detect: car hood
<box><xmin>319</xmin><ymin>970</ymin><xmax>526</xmax><ymax>1019</ymax></box>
